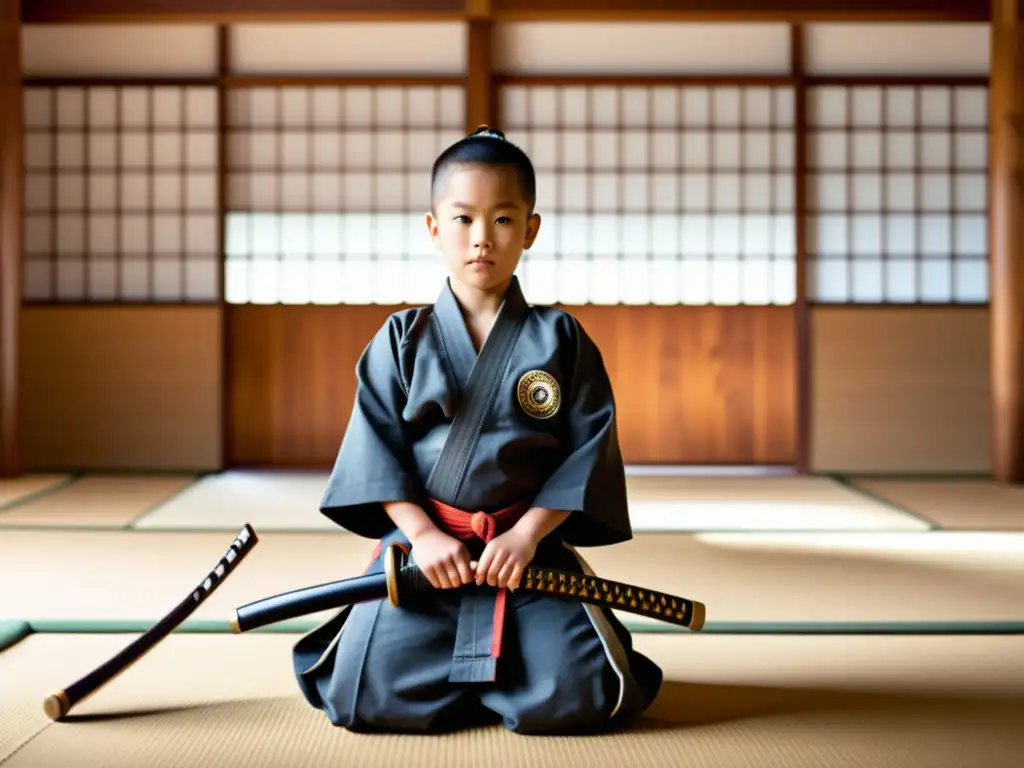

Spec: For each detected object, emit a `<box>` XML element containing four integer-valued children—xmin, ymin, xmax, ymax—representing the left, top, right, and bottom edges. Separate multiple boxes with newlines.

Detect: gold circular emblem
<box><xmin>516</xmin><ymin>370</ymin><xmax>560</xmax><ymax>419</ymax></box>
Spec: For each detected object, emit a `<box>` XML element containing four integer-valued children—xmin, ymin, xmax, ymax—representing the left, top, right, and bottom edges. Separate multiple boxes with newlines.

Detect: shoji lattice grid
<box><xmin>500</xmin><ymin>84</ymin><xmax>797</xmax><ymax>306</ymax></box>
<box><xmin>22</xmin><ymin>86</ymin><xmax>220</xmax><ymax>302</ymax></box>
<box><xmin>806</xmin><ymin>84</ymin><xmax>989</xmax><ymax>303</ymax></box>
<box><xmin>225</xmin><ymin>85</ymin><xmax>465</xmax><ymax>305</ymax></box>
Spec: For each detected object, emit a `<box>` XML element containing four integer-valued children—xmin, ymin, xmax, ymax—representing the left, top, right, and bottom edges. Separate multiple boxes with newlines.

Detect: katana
<box><xmin>230</xmin><ymin>543</ymin><xmax>706</xmax><ymax>634</ymax></box>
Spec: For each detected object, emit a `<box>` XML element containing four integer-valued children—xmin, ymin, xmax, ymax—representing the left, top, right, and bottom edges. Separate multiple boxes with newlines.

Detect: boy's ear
<box><xmin>523</xmin><ymin>213</ymin><xmax>541</xmax><ymax>250</ymax></box>
<box><xmin>425</xmin><ymin>212</ymin><xmax>441</xmax><ymax>248</ymax></box>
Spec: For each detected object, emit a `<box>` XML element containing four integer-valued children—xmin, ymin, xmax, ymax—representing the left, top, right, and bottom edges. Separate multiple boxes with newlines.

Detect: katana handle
<box><xmin>231</xmin><ymin>543</ymin><xmax>705</xmax><ymax>634</ymax></box>
<box><xmin>517</xmin><ymin>564</ymin><xmax>705</xmax><ymax>631</ymax></box>
<box><xmin>396</xmin><ymin>544</ymin><xmax>705</xmax><ymax>630</ymax></box>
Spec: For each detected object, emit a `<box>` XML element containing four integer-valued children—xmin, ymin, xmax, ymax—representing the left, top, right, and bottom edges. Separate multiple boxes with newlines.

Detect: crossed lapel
<box><xmin>425</xmin><ymin>277</ymin><xmax>530</xmax><ymax>506</ymax></box>
<box><xmin>431</xmin><ymin>276</ymin><xmax>529</xmax><ymax>395</ymax></box>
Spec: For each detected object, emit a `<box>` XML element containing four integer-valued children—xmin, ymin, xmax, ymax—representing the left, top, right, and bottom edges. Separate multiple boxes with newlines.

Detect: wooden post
<box><xmin>791</xmin><ymin>24</ymin><xmax>810</xmax><ymax>474</ymax></box>
<box><xmin>0</xmin><ymin>0</ymin><xmax>22</xmax><ymax>479</ymax></box>
<box><xmin>989</xmin><ymin>0</ymin><xmax>1024</xmax><ymax>483</ymax></box>
<box><xmin>465</xmin><ymin>2</ymin><xmax>494</xmax><ymax>131</ymax></box>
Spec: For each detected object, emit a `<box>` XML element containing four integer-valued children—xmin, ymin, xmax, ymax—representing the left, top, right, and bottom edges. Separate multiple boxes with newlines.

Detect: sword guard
<box><xmin>384</xmin><ymin>542</ymin><xmax>403</xmax><ymax>607</ymax></box>
<box><xmin>384</xmin><ymin>543</ymin><xmax>436</xmax><ymax>607</ymax></box>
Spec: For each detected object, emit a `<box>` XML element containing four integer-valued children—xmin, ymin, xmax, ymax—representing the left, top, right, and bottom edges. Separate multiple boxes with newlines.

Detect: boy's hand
<box><xmin>409</xmin><ymin>529</ymin><xmax>475</xmax><ymax>589</ymax></box>
<box><xmin>473</xmin><ymin>527</ymin><xmax>539</xmax><ymax>590</ymax></box>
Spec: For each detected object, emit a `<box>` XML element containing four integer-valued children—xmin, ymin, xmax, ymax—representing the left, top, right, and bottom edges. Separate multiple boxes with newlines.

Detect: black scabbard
<box><xmin>230</xmin><ymin>572</ymin><xmax>403</xmax><ymax>633</ymax></box>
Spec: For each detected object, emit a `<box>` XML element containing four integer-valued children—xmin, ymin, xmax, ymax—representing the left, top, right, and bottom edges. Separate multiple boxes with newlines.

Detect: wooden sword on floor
<box><xmin>41</xmin><ymin>524</ymin><xmax>259</xmax><ymax>722</ymax></box>
<box><xmin>229</xmin><ymin>542</ymin><xmax>706</xmax><ymax>634</ymax></box>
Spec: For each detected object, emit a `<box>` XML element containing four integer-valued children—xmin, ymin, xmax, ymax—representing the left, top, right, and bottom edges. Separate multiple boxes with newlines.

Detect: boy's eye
<box><xmin>454</xmin><ymin>215</ymin><xmax>470</xmax><ymax>224</ymax></box>
<box><xmin>496</xmin><ymin>216</ymin><xmax>512</xmax><ymax>224</ymax></box>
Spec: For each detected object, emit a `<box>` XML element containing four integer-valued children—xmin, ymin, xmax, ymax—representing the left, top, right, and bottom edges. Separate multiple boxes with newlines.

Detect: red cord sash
<box><xmin>369</xmin><ymin>500</ymin><xmax>527</xmax><ymax>658</ymax></box>
<box><xmin>427</xmin><ymin>498</ymin><xmax>528</xmax><ymax>659</ymax></box>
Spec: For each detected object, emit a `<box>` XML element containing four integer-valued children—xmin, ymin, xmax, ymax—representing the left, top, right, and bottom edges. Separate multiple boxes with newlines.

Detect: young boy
<box><xmin>292</xmin><ymin>126</ymin><xmax>663</xmax><ymax>735</ymax></box>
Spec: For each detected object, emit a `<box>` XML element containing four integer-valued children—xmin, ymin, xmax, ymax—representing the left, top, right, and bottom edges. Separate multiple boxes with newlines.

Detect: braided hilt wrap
<box><xmin>521</xmin><ymin>567</ymin><xmax>705</xmax><ymax>630</ymax></box>
<box><xmin>382</xmin><ymin>543</ymin><xmax>705</xmax><ymax>631</ymax></box>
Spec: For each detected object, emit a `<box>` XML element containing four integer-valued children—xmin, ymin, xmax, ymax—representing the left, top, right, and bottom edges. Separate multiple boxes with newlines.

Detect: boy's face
<box><xmin>426</xmin><ymin>164</ymin><xmax>541</xmax><ymax>295</ymax></box>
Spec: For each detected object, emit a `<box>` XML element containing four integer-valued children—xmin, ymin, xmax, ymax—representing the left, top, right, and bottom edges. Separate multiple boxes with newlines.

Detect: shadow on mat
<box><xmin>60</xmin><ymin>701</ymin><xmax>250</xmax><ymax>724</ymax></box>
<box><xmin>62</xmin><ymin>707</ymin><xmax>204</xmax><ymax>723</ymax></box>
<box><xmin>638</xmin><ymin>680</ymin><xmax>1022</xmax><ymax>731</ymax></box>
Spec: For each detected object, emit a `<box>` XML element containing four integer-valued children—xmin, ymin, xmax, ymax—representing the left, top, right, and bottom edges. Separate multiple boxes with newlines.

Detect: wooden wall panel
<box><xmin>569</xmin><ymin>305</ymin><xmax>795</xmax><ymax>464</ymax></box>
<box><xmin>226</xmin><ymin>304</ymin><xmax>397</xmax><ymax>467</ymax></box>
<box><xmin>226</xmin><ymin>304</ymin><xmax>796</xmax><ymax>467</ymax></box>
<box><xmin>21</xmin><ymin>306</ymin><xmax>222</xmax><ymax>471</ymax></box>
<box><xmin>810</xmin><ymin>307</ymin><xmax>991</xmax><ymax>474</ymax></box>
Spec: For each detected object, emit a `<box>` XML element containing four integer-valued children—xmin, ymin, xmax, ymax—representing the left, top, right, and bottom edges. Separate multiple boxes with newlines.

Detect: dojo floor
<box><xmin>2</xmin><ymin>469</ymin><xmax>1023</xmax><ymax>766</ymax></box>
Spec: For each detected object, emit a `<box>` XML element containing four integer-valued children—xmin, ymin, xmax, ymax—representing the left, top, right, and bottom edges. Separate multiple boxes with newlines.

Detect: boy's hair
<box><xmin>430</xmin><ymin>126</ymin><xmax>537</xmax><ymax>214</ymax></box>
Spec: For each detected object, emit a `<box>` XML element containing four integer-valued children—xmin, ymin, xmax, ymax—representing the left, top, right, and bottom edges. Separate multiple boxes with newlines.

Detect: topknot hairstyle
<box><xmin>430</xmin><ymin>125</ymin><xmax>537</xmax><ymax>214</ymax></box>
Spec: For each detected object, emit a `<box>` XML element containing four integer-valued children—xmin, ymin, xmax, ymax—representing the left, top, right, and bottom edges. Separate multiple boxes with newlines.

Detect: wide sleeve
<box><xmin>319</xmin><ymin>314</ymin><xmax>423</xmax><ymax>539</ymax></box>
<box><xmin>529</xmin><ymin>316</ymin><xmax>633</xmax><ymax>547</ymax></box>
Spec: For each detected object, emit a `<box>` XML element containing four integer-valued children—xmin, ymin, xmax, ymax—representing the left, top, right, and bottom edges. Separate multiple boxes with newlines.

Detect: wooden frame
<box><xmin>0</xmin><ymin>0</ymin><xmax>21</xmax><ymax>478</ymax></box>
<box><xmin>20</xmin><ymin>0</ymin><xmax>995</xmax><ymax>24</ymax></box>
<box><xmin>7</xmin><ymin>9</ymin><xmax>1019</xmax><ymax>480</ymax></box>
<box><xmin>988</xmin><ymin>0</ymin><xmax>1023</xmax><ymax>481</ymax></box>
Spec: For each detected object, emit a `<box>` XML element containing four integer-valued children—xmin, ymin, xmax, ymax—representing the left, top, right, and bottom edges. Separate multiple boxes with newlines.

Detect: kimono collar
<box><xmin>433</xmin><ymin>276</ymin><xmax>529</xmax><ymax>391</ymax></box>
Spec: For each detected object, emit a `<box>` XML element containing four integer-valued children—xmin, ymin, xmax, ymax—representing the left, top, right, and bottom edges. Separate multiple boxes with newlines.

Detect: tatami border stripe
<box><xmin>12</xmin><ymin>618</ymin><xmax>1024</xmax><ymax>636</ymax></box>
<box><xmin>828</xmin><ymin>473</ymin><xmax>941</xmax><ymax>529</ymax></box>
<box><xmin>0</xmin><ymin>474</ymin><xmax>82</xmax><ymax>513</ymax></box>
<box><xmin>124</xmin><ymin>473</ymin><xmax>208</xmax><ymax>529</ymax></box>
<box><xmin>0</xmin><ymin>620</ymin><xmax>32</xmax><ymax>652</ymax></box>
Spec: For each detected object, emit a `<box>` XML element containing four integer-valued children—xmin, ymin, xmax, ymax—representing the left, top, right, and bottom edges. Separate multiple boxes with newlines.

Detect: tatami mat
<box><xmin>2</xmin><ymin>633</ymin><xmax>1022</xmax><ymax>767</ymax></box>
<box><xmin>849</xmin><ymin>478</ymin><xmax>1024</xmax><ymax>530</ymax></box>
<box><xmin>621</xmin><ymin>475</ymin><xmax>926</xmax><ymax>530</ymax></box>
<box><xmin>132</xmin><ymin>471</ymin><xmax>927</xmax><ymax>532</ymax></box>
<box><xmin>0</xmin><ymin>475</ymin><xmax>70</xmax><ymax>510</ymax></box>
<box><xmin>132</xmin><ymin>471</ymin><xmax>331</xmax><ymax>531</ymax></box>
<box><xmin>2</xmin><ymin>528</ymin><xmax>1022</xmax><ymax>628</ymax></box>
<box><xmin>0</xmin><ymin>475</ymin><xmax>196</xmax><ymax>528</ymax></box>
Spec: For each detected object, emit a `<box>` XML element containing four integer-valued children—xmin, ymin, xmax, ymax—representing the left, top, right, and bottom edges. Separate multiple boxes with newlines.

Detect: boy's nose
<box><xmin>473</xmin><ymin>228</ymin><xmax>492</xmax><ymax>249</ymax></box>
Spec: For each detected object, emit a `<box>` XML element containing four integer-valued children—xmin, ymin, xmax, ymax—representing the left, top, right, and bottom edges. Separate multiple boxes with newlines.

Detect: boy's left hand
<box><xmin>473</xmin><ymin>527</ymin><xmax>538</xmax><ymax>590</ymax></box>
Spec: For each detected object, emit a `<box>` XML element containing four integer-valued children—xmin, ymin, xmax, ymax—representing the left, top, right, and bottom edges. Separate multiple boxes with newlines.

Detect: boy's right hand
<box><xmin>409</xmin><ymin>529</ymin><xmax>474</xmax><ymax>589</ymax></box>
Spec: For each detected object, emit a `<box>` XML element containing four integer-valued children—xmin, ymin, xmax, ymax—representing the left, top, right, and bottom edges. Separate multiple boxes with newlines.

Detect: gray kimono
<box><xmin>292</xmin><ymin>276</ymin><xmax>662</xmax><ymax>734</ymax></box>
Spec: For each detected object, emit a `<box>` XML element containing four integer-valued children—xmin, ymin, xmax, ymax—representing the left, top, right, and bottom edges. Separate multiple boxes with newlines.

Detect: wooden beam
<box><xmin>217</xmin><ymin>25</ymin><xmax>229</xmax><ymax>472</ymax></box>
<box><xmin>465</xmin><ymin>16</ymin><xmax>494</xmax><ymax>132</ymax></box>
<box><xmin>22</xmin><ymin>0</ymin><xmax>992</xmax><ymax>23</ymax></box>
<box><xmin>0</xmin><ymin>0</ymin><xmax>21</xmax><ymax>478</ymax></box>
<box><xmin>792</xmin><ymin>23</ymin><xmax>811</xmax><ymax>475</ymax></box>
<box><xmin>989</xmin><ymin>0</ymin><xmax>1024</xmax><ymax>483</ymax></box>
<box><xmin>22</xmin><ymin>0</ymin><xmax>465</xmax><ymax>23</ymax></box>
<box><xmin>489</xmin><ymin>0</ymin><xmax>991</xmax><ymax>21</ymax></box>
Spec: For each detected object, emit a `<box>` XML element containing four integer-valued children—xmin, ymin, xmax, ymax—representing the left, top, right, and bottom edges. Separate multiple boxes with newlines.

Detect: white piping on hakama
<box><xmin>562</xmin><ymin>543</ymin><xmax>630</xmax><ymax>720</ymax></box>
<box><xmin>299</xmin><ymin>605</ymin><xmax>351</xmax><ymax>676</ymax></box>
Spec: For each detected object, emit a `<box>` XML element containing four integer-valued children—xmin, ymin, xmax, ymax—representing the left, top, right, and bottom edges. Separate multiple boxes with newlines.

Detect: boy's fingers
<box><xmin>475</xmin><ymin>550</ymin><xmax>494</xmax><ymax>585</ymax></box>
<box><xmin>444</xmin><ymin>561</ymin><xmax>461</xmax><ymax>588</ymax></box>
<box><xmin>507</xmin><ymin>562</ymin><xmax>523</xmax><ymax>591</ymax></box>
<box><xmin>486</xmin><ymin>552</ymin><xmax>507</xmax><ymax>586</ymax></box>
<box><xmin>423</xmin><ymin>565</ymin><xmax>442</xmax><ymax>590</ymax></box>
<box><xmin>496</xmin><ymin>559</ymin><xmax>516</xmax><ymax>589</ymax></box>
